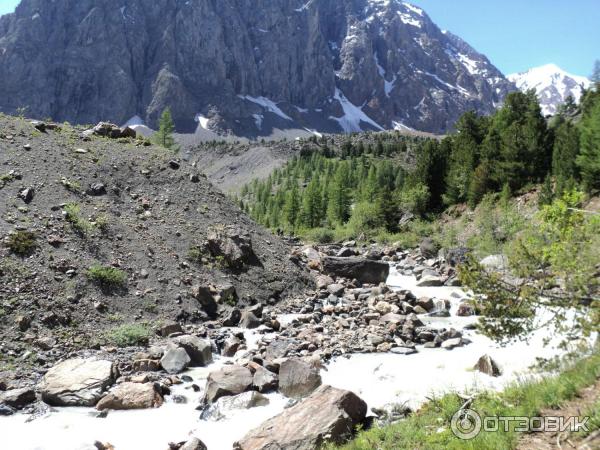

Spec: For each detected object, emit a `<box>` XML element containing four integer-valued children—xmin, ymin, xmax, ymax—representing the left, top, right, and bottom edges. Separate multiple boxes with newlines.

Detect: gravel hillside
<box><xmin>0</xmin><ymin>115</ymin><xmax>310</xmax><ymax>353</ymax></box>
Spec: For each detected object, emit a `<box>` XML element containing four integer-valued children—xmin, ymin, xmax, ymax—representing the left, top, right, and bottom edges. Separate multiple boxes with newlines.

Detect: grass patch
<box><xmin>331</xmin><ymin>352</ymin><xmax>600</xmax><ymax>450</ymax></box>
<box><xmin>64</xmin><ymin>203</ymin><xmax>94</xmax><ymax>236</ymax></box>
<box><xmin>104</xmin><ymin>323</ymin><xmax>152</xmax><ymax>347</ymax></box>
<box><xmin>86</xmin><ymin>265</ymin><xmax>127</xmax><ymax>291</ymax></box>
<box><xmin>5</xmin><ymin>231</ymin><xmax>37</xmax><ymax>256</ymax></box>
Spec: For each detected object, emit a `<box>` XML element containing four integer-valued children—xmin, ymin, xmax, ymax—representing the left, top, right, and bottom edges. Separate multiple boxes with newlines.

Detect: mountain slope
<box><xmin>0</xmin><ymin>115</ymin><xmax>310</xmax><ymax>350</ymax></box>
<box><xmin>508</xmin><ymin>64</ymin><xmax>591</xmax><ymax>116</ymax></box>
<box><xmin>0</xmin><ymin>0</ymin><xmax>515</xmax><ymax>136</ymax></box>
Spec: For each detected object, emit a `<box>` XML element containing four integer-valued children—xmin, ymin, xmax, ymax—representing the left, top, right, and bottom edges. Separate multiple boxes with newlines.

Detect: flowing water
<box><xmin>0</xmin><ymin>267</ymin><xmax>569</xmax><ymax>450</ymax></box>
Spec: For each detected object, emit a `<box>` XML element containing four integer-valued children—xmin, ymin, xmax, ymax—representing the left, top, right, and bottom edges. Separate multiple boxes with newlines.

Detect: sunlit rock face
<box><xmin>0</xmin><ymin>0</ymin><xmax>515</xmax><ymax>135</ymax></box>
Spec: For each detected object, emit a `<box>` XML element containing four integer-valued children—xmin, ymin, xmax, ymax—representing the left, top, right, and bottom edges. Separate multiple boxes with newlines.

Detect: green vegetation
<box><xmin>5</xmin><ymin>231</ymin><xmax>37</xmax><ymax>256</ymax></box>
<box><xmin>86</xmin><ymin>265</ymin><xmax>127</xmax><ymax>291</ymax></box>
<box><xmin>240</xmin><ymin>134</ymin><xmax>416</xmax><ymax>239</ymax></box>
<box><xmin>242</xmin><ymin>85</ymin><xmax>600</xmax><ymax>244</ymax></box>
<box><xmin>104</xmin><ymin>323</ymin><xmax>152</xmax><ymax>347</ymax></box>
<box><xmin>64</xmin><ymin>203</ymin><xmax>94</xmax><ymax>236</ymax></box>
<box><xmin>462</xmin><ymin>191</ymin><xmax>600</xmax><ymax>342</ymax></box>
<box><xmin>331</xmin><ymin>352</ymin><xmax>600</xmax><ymax>450</ymax></box>
<box><xmin>153</xmin><ymin>108</ymin><xmax>179</xmax><ymax>152</ymax></box>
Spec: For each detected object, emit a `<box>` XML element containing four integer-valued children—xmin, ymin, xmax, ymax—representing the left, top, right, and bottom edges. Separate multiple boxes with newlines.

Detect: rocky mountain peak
<box><xmin>508</xmin><ymin>64</ymin><xmax>592</xmax><ymax>116</ymax></box>
<box><xmin>0</xmin><ymin>0</ymin><xmax>516</xmax><ymax>137</ymax></box>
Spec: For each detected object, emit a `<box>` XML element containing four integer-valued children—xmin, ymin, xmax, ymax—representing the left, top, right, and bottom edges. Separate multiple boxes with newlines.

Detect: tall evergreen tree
<box><xmin>153</xmin><ymin>108</ymin><xmax>178</xmax><ymax>151</ymax></box>
<box><xmin>327</xmin><ymin>163</ymin><xmax>352</xmax><ymax>225</ymax></box>
<box><xmin>552</xmin><ymin>119</ymin><xmax>580</xmax><ymax>194</ymax></box>
<box><xmin>300</xmin><ymin>177</ymin><xmax>323</xmax><ymax>228</ymax></box>
<box><xmin>576</xmin><ymin>99</ymin><xmax>600</xmax><ymax>191</ymax></box>
<box><xmin>282</xmin><ymin>183</ymin><xmax>301</xmax><ymax>230</ymax></box>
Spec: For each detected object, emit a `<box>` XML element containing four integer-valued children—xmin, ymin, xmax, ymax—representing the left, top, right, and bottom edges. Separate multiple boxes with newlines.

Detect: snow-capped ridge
<box><xmin>508</xmin><ymin>64</ymin><xmax>592</xmax><ymax>116</ymax></box>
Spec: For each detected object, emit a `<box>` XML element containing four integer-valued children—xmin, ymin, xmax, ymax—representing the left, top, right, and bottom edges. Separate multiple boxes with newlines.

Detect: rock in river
<box><xmin>321</xmin><ymin>257</ymin><xmax>390</xmax><ymax>284</ymax></box>
<box><xmin>234</xmin><ymin>385</ymin><xmax>367</xmax><ymax>450</ymax></box>
<box><xmin>279</xmin><ymin>358</ymin><xmax>322</xmax><ymax>399</ymax></box>
<box><xmin>39</xmin><ymin>358</ymin><xmax>118</xmax><ymax>406</ymax></box>
<box><xmin>96</xmin><ymin>382</ymin><xmax>163</xmax><ymax>410</ymax></box>
<box><xmin>203</xmin><ymin>365</ymin><xmax>253</xmax><ymax>404</ymax></box>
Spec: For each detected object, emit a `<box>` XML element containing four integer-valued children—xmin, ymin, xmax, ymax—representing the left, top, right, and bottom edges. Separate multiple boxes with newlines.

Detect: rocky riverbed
<box><xmin>0</xmin><ymin>243</ymin><xmax>575</xmax><ymax>450</ymax></box>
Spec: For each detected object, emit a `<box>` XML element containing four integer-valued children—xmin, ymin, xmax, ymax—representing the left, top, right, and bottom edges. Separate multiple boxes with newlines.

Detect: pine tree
<box><xmin>153</xmin><ymin>108</ymin><xmax>178</xmax><ymax>151</ymax></box>
<box><xmin>576</xmin><ymin>99</ymin><xmax>600</xmax><ymax>191</ymax></box>
<box><xmin>300</xmin><ymin>177</ymin><xmax>323</xmax><ymax>228</ymax></box>
<box><xmin>282</xmin><ymin>183</ymin><xmax>301</xmax><ymax>230</ymax></box>
<box><xmin>468</xmin><ymin>162</ymin><xmax>491</xmax><ymax>209</ymax></box>
<box><xmin>327</xmin><ymin>163</ymin><xmax>351</xmax><ymax>225</ymax></box>
<box><xmin>552</xmin><ymin>119</ymin><xmax>580</xmax><ymax>194</ymax></box>
<box><xmin>444</xmin><ymin>111</ymin><xmax>486</xmax><ymax>205</ymax></box>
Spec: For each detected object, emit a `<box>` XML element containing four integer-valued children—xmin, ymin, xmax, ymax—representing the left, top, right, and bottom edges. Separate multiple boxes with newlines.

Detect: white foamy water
<box><xmin>0</xmin><ymin>268</ymin><xmax>571</xmax><ymax>450</ymax></box>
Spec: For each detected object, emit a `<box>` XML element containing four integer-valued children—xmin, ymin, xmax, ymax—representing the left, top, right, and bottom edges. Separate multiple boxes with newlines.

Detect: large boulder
<box><xmin>160</xmin><ymin>347</ymin><xmax>191</xmax><ymax>374</ymax></box>
<box><xmin>203</xmin><ymin>365</ymin><xmax>253</xmax><ymax>404</ymax></box>
<box><xmin>252</xmin><ymin>366</ymin><xmax>279</xmax><ymax>393</ymax></box>
<box><xmin>279</xmin><ymin>359</ymin><xmax>322</xmax><ymax>399</ymax></box>
<box><xmin>202</xmin><ymin>391</ymin><xmax>270</xmax><ymax>421</ymax></box>
<box><xmin>96</xmin><ymin>382</ymin><xmax>163</xmax><ymax>410</ymax></box>
<box><xmin>480</xmin><ymin>254</ymin><xmax>509</xmax><ymax>271</ymax></box>
<box><xmin>39</xmin><ymin>358</ymin><xmax>117</xmax><ymax>406</ymax></box>
<box><xmin>321</xmin><ymin>257</ymin><xmax>389</xmax><ymax>284</ymax></box>
<box><xmin>0</xmin><ymin>387</ymin><xmax>36</xmax><ymax>409</ymax></box>
<box><xmin>474</xmin><ymin>354</ymin><xmax>502</xmax><ymax>377</ymax></box>
<box><xmin>179</xmin><ymin>438</ymin><xmax>208</xmax><ymax>450</ymax></box>
<box><xmin>172</xmin><ymin>335</ymin><xmax>213</xmax><ymax>367</ymax></box>
<box><xmin>419</xmin><ymin>238</ymin><xmax>440</xmax><ymax>259</ymax></box>
<box><xmin>239</xmin><ymin>311</ymin><xmax>261</xmax><ymax>329</ymax></box>
<box><xmin>234</xmin><ymin>385</ymin><xmax>367</xmax><ymax>450</ymax></box>
<box><xmin>416</xmin><ymin>275</ymin><xmax>444</xmax><ymax>287</ymax></box>
<box><xmin>205</xmin><ymin>227</ymin><xmax>256</xmax><ymax>269</ymax></box>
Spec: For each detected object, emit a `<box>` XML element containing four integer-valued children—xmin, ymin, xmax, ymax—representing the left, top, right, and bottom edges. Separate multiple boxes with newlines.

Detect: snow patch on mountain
<box><xmin>238</xmin><ymin>95</ymin><xmax>293</xmax><ymax>122</ymax></box>
<box><xmin>508</xmin><ymin>64</ymin><xmax>591</xmax><ymax>116</ymax></box>
<box><xmin>330</xmin><ymin>88</ymin><xmax>385</xmax><ymax>133</ymax></box>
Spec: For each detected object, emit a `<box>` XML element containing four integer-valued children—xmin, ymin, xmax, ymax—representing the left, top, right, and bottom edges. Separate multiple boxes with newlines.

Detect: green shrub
<box><xmin>5</xmin><ymin>231</ymin><xmax>37</xmax><ymax>256</ymax></box>
<box><xmin>398</xmin><ymin>183</ymin><xmax>431</xmax><ymax>217</ymax></box>
<box><xmin>86</xmin><ymin>265</ymin><xmax>127</xmax><ymax>290</ymax></box>
<box><xmin>64</xmin><ymin>203</ymin><xmax>94</xmax><ymax>235</ymax></box>
<box><xmin>302</xmin><ymin>227</ymin><xmax>335</xmax><ymax>244</ymax></box>
<box><xmin>187</xmin><ymin>246</ymin><xmax>206</xmax><ymax>263</ymax></box>
<box><xmin>104</xmin><ymin>323</ymin><xmax>151</xmax><ymax>347</ymax></box>
<box><xmin>346</xmin><ymin>201</ymin><xmax>384</xmax><ymax>238</ymax></box>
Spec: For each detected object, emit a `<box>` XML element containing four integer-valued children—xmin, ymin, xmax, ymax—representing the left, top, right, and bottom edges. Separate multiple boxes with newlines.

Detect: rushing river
<box><xmin>0</xmin><ymin>267</ymin><xmax>569</xmax><ymax>450</ymax></box>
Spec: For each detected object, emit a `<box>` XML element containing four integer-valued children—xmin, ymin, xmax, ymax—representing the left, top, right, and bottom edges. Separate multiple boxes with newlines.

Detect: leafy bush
<box><xmin>86</xmin><ymin>265</ymin><xmax>127</xmax><ymax>290</ymax></box>
<box><xmin>346</xmin><ymin>201</ymin><xmax>384</xmax><ymax>238</ymax></box>
<box><xmin>398</xmin><ymin>183</ymin><xmax>431</xmax><ymax>217</ymax></box>
<box><xmin>302</xmin><ymin>227</ymin><xmax>335</xmax><ymax>244</ymax></box>
<box><xmin>104</xmin><ymin>323</ymin><xmax>152</xmax><ymax>347</ymax></box>
<box><xmin>5</xmin><ymin>231</ymin><xmax>37</xmax><ymax>256</ymax></box>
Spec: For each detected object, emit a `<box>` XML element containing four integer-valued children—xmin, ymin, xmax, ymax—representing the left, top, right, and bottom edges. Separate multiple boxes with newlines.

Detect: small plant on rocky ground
<box><xmin>94</xmin><ymin>215</ymin><xmax>109</xmax><ymax>234</ymax></box>
<box><xmin>104</xmin><ymin>323</ymin><xmax>152</xmax><ymax>347</ymax></box>
<box><xmin>60</xmin><ymin>177</ymin><xmax>82</xmax><ymax>194</ymax></box>
<box><xmin>86</xmin><ymin>265</ymin><xmax>127</xmax><ymax>291</ymax></box>
<box><xmin>5</xmin><ymin>231</ymin><xmax>37</xmax><ymax>256</ymax></box>
<box><xmin>64</xmin><ymin>203</ymin><xmax>94</xmax><ymax>236</ymax></box>
<box><xmin>187</xmin><ymin>245</ymin><xmax>206</xmax><ymax>264</ymax></box>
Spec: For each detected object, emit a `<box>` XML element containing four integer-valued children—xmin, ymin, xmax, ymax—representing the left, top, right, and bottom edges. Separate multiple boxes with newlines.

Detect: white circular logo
<box><xmin>451</xmin><ymin>409</ymin><xmax>482</xmax><ymax>440</ymax></box>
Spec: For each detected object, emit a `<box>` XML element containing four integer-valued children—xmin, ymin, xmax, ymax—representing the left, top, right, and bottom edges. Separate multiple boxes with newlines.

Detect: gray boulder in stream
<box><xmin>234</xmin><ymin>385</ymin><xmax>367</xmax><ymax>450</ymax></box>
<box><xmin>39</xmin><ymin>358</ymin><xmax>118</xmax><ymax>406</ymax></box>
<box><xmin>321</xmin><ymin>257</ymin><xmax>389</xmax><ymax>284</ymax></box>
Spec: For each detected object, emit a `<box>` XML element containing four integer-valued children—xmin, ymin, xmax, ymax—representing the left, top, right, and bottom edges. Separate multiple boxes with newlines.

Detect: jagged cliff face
<box><xmin>0</xmin><ymin>0</ymin><xmax>516</xmax><ymax>135</ymax></box>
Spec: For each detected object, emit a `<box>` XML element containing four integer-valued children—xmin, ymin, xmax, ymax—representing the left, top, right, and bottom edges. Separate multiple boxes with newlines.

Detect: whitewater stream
<box><xmin>0</xmin><ymin>267</ymin><xmax>570</xmax><ymax>450</ymax></box>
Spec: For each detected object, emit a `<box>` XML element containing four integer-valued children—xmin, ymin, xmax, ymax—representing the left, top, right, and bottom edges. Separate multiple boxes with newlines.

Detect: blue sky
<box><xmin>409</xmin><ymin>0</ymin><xmax>598</xmax><ymax>77</ymax></box>
<box><xmin>1</xmin><ymin>0</ymin><xmax>597</xmax><ymax>77</ymax></box>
